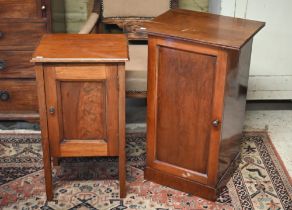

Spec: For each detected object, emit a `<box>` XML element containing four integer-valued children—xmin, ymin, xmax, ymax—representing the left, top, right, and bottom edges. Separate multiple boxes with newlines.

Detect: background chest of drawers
<box><xmin>0</xmin><ymin>0</ymin><xmax>52</xmax><ymax>121</ymax></box>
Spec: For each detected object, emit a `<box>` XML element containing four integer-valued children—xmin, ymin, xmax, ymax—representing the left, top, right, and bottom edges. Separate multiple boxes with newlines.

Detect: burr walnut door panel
<box><xmin>147</xmin><ymin>37</ymin><xmax>227</xmax><ymax>186</ymax></box>
<box><xmin>45</xmin><ymin>64</ymin><xmax>119</xmax><ymax>157</ymax></box>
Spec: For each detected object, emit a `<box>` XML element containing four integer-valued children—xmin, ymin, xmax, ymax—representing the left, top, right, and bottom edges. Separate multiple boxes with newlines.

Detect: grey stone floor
<box><xmin>244</xmin><ymin>110</ymin><xmax>292</xmax><ymax>177</ymax></box>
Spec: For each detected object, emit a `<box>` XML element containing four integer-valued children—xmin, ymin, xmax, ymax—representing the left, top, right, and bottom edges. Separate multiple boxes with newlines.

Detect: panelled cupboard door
<box><xmin>44</xmin><ymin>64</ymin><xmax>119</xmax><ymax>157</ymax></box>
<box><xmin>147</xmin><ymin>37</ymin><xmax>228</xmax><ymax>186</ymax></box>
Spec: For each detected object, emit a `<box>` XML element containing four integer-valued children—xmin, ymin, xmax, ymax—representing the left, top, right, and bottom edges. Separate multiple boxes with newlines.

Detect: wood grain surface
<box><xmin>32</xmin><ymin>34</ymin><xmax>129</xmax><ymax>63</ymax></box>
<box><xmin>0</xmin><ymin>51</ymin><xmax>35</xmax><ymax>78</ymax></box>
<box><xmin>35</xmin><ymin>64</ymin><xmax>53</xmax><ymax>200</ymax></box>
<box><xmin>61</xmin><ymin>81</ymin><xmax>106</xmax><ymax>140</ymax></box>
<box><xmin>0</xmin><ymin>0</ymin><xmax>38</xmax><ymax>19</ymax></box>
<box><xmin>145</xmin><ymin>9</ymin><xmax>264</xmax><ymax>201</ymax></box>
<box><xmin>145</xmin><ymin>9</ymin><xmax>265</xmax><ymax>50</ymax></box>
<box><xmin>43</xmin><ymin>64</ymin><xmax>120</xmax><ymax>157</ymax></box>
<box><xmin>156</xmin><ymin>46</ymin><xmax>216</xmax><ymax>174</ymax></box>
<box><xmin>0</xmin><ymin>0</ymin><xmax>51</xmax><ymax>121</ymax></box>
<box><xmin>0</xmin><ymin>21</ymin><xmax>47</xmax><ymax>51</ymax></box>
<box><xmin>0</xmin><ymin>79</ymin><xmax>38</xmax><ymax>112</ymax></box>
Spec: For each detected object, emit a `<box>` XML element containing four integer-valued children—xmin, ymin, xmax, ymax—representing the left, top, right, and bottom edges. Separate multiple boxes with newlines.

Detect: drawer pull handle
<box><xmin>212</xmin><ymin>119</ymin><xmax>220</xmax><ymax>127</ymax></box>
<box><xmin>0</xmin><ymin>60</ymin><xmax>6</xmax><ymax>71</ymax></box>
<box><xmin>49</xmin><ymin>106</ymin><xmax>55</xmax><ymax>115</ymax></box>
<box><xmin>0</xmin><ymin>31</ymin><xmax>3</xmax><ymax>38</ymax></box>
<box><xmin>0</xmin><ymin>91</ymin><xmax>10</xmax><ymax>101</ymax></box>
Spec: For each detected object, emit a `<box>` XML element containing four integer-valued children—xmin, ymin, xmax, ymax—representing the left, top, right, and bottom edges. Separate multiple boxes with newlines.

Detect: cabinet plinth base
<box><xmin>144</xmin><ymin>167</ymin><xmax>217</xmax><ymax>201</ymax></box>
<box><xmin>145</xmin><ymin>152</ymin><xmax>240</xmax><ymax>201</ymax></box>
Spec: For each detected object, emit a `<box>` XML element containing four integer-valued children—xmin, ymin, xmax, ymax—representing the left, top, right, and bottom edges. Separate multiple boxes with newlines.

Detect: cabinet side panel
<box><xmin>218</xmin><ymin>39</ymin><xmax>253</xmax><ymax>182</ymax></box>
<box><xmin>156</xmin><ymin>46</ymin><xmax>216</xmax><ymax>174</ymax></box>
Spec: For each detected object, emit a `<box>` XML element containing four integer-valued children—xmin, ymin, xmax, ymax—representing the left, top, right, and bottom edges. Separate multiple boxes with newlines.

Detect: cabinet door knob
<box><xmin>212</xmin><ymin>119</ymin><xmax>220</xmax><ymax>127</ymax></box>
<box><xmin>0</xmin><ymin>60</ymin><xmax>6</xmax><ymax>71</ymax></box>
<box><xmin>49</xmin><ymin>106</ymin><xmax>55</xmax><ymax>115</ymax></box>
<box><xmin>41</xmin><ymin>5</ymin><xmax>46</xmax><ymax>11</ymax></box>
<box><xmin>0</xmin><ymin>91</ymin><xmax>10</xmax><ymax>101</ymax></box>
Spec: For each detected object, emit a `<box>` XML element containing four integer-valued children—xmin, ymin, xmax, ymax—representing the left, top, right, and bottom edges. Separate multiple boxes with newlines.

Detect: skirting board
<box><xmin>247</xmin><ymin>75</ymin><xmax>292</xmax><ymax>100</ymax></box>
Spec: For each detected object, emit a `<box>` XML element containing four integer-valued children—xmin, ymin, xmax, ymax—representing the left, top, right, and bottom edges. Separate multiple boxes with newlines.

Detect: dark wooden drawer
<box><xmin>0</xmin><ymin>79</ymin><xmax>38</xmax><ymax>112</ymax></box>
<box><xmin>0</xmin><ymin>21</ymin><xmax>47</xmax><ymax>50</ymax></box>
<box><xmin>0</xmin><ymin>51</ymin><xmax>35</xmax><ymax>78</ymax></box>
<box><xmin>0</xmin><ymin>0</ymin><xmax>39</xmax><ymax>19</ymax></box>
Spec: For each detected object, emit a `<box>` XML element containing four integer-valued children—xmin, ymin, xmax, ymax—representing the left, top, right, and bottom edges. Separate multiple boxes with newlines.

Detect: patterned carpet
<box><xmin>0</xmin><ymin>133</ymin><xmax>291</xmax><ymax>209</ymax></box>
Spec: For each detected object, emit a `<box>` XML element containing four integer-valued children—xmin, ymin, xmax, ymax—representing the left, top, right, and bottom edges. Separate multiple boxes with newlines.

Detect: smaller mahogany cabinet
<box><xmin>32</xmin><ymin>34</ymin><xmax>129</xmax><ymax>200</ymax></box>
<box><xmin>144</xmin><ymin>9</ymin><xmax>265</xmax><ymax>201</ymax></box>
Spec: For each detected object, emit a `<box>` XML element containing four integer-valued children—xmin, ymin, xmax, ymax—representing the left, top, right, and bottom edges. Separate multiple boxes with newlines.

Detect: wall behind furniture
<box><xmin>64</xmin><ymin>0</ymin><xmax>92</xmax><ymax>33</ymax></box>
<box><xmin>213</xmin><ymin>0</ymin><xmax>292</xmax><ymax>100</ymax></box>
<box><xmin>51</xmin><ymin>0</ymin><xmax>66</xmax><ymax>32</ymax></box>
<box><xmin>63</xmin><ymin>0</ymin><xmax>209</xmax><ymax>33</ymax></box>
<box><xmin>179</xmin><ymin>0</ymin><xmax>208</xmax><ymax>12</ymax></box>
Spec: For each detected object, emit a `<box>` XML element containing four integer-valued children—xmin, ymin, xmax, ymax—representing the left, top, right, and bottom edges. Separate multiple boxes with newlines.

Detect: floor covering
<box><xmin>0</xmin><ymin>133</ymin><xmax>291</xmax><ymax>209</ymax></box>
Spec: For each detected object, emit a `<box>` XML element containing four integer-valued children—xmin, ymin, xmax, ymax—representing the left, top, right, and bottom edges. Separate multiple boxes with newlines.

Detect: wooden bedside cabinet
<box><xmin>144</xmin><ymin>9</ymin><xmax>265</xmax><ymax>201</ymax></box>
<box><xmin>31</xmin><ymin>34</ymin><xmax>128</xmax><ymax>200</ymax></box>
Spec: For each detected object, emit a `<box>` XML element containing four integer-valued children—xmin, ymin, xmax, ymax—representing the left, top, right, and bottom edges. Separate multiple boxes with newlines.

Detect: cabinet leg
<box><xmin>119</xmin><ymin>153</ymin><xmax>126</xmax><ymax>198</ymax></box>
<box><xmin>36</xmin><ymin>65</ymin><xmax>54</xmax><ymax>201</ymax></box>
<box><xmin>118</xmin><ymin>65</ymin><xmax>126</xmax><ymax>198</ymax></box>
<box><xmin>42</xmin><ymin>140</ymin><xmax>54</xmax><ymax>201</ymax></box>
<box><xmin>44</xmin><ymin>168</ymin><xmax>53</xmax><ymax>201</ymax></box>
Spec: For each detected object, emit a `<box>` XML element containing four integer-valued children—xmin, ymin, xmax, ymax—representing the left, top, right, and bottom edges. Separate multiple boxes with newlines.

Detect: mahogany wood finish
<box><xmin>118</xmin><ymin>63</ymin><xmax>126</xmax><ymax>198</ymax></box>
<box><xmin>145</xmin><ymin>9</ymin><xmax>265</xmax><ymax>201</ymax></box>
<box><xmin>0</xmin><ymin>51</ymin><xmax>35</xmax><ymax>78</ymax></box>
<box><xmin>44</xmin><ymin>64</ymin><xmax>119</xmax><ymax>157</ymax></box>
<box><xmin>0</xmin><ymin>80</ymin><xmax>38</xmax><ymax>112</ymax></box>
<box><xmin>144</xmin><ymin>9</ymin><xmax>264</xmax><ymax>50</ymax></box>
<box><xmin>0</xmin><ymin>0</ymin><xmax>52</xmax><ymax>121</ymax></box>
<box><xmin>156</xmin><ymin>46</ymin><xmax>216</xmax><ymax>176</ymax></box>
<box><xmin>0</xmin><ymin>21</ymin><xmax>47</xmax><ymax>51</ymax></box>
<box><xmin>0</xmin><ymin>0</ymin><xmax>40</xmax><ymax>19</ymax></box>
<box><xmin>0</xmin><ymin>113</ymin><xmax>39</xmax><ymax>121</ymax></box>
<box><xmin>35</xmin><ymin>64</ymin><xmax>53</xmax><ymax>201</ymax></box>
<box><xmin>32</xmin><ymin>34</ymin><xmax>128</xmax><ymax>201</ymax></box>
<box><xmin>32</xmin><ymin>34</ymin><xmax>128</xmax><ymax>63</ymax></box>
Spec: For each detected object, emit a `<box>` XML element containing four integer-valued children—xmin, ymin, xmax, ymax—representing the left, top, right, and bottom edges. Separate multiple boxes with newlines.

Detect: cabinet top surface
<box><xmin>145</xmin><ymin>9</ymin><xmax>265</xmax><ymax>50</ymax></box>
<box><xmin>31</xmin><ymin>34</ymin><xmax>129</xmax><ymax>63</ymax></box>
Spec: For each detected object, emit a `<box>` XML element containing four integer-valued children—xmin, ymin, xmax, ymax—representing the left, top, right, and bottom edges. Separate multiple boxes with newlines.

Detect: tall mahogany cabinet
<box><xmin>145</xmin><ymin>9</ymin><xmax>265</xmax><ymax>201</ymax></box>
